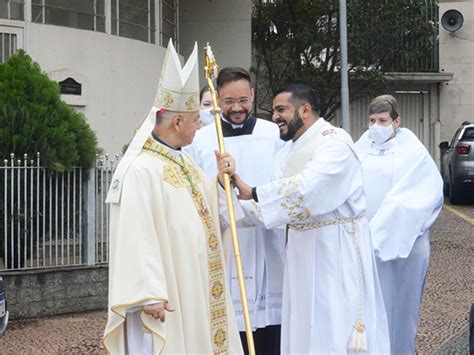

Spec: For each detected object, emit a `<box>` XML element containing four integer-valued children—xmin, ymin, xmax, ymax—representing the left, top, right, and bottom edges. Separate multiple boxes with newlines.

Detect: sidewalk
<box><xmin>0</xmin><ymin>310</ymin><xmax>106</xmax><ymax>353</ymax></box>
<box><xmin>0</xmin><ymin>204</ymin><xmax>472</xmax><ymax>353</ymax></box>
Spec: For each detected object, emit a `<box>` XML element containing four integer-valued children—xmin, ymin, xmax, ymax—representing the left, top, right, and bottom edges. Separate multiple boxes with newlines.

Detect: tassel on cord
<box><xmin>347</xmin><ymin>320</ymin><xmax>367</xmax><ymax>352</ymax></box>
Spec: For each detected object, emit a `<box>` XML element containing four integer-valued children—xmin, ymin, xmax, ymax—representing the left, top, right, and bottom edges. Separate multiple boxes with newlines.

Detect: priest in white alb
<box><xmin>103</xmin><ymin>40</ymin><xmax>243</xmax><ymax>355</ymax></box>
<box><xmin>227</xmin><ymin>84</ymin><xmax>390</xmax><ymax>354</ymax></box>
<box><xmin>187</xmin><ymin>67</ymin><xmax>285</xmax><ymax>354</ymax></box>
<box><xmin>355</xmin><ymin>95</ymin><xmax>443</xmax><ymax>355</ymax></box>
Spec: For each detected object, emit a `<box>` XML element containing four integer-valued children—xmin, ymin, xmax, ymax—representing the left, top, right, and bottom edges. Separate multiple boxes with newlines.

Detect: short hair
<box><xmin>368</xmin><ymin>95</ymin><xmax>400</xmax><ymax>120</ymax></box>
<box><xmin>155</xmin><ymin>110</ymin><xmax>174</xmax><ymax>125</ymax></box>
<box><xmin>216</xmin><ymin>67</ymin><xmax>251</xmax><ymax>91</ymax></box>
<box><xmin>274</xmin><ymin>84</ymin><xmax>320</xmax><ymax>115</ymax></box>
<box><xmin>199</xmin><ymin>85</ymin><xmax>210</xmax><ymax>103</ymax></box>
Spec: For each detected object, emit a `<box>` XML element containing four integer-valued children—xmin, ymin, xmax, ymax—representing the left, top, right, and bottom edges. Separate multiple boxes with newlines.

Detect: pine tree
<box><xmin>0</xmin><ymin>49</ymin><xmax>98</xmax><ymax>170</ymax></box>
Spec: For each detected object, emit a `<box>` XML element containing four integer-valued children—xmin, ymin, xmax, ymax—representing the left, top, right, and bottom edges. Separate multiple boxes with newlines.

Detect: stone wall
<box><xmin>2</xmin><ymin>265</ymin><xmax>108</xmax><ymax>319</ymax></box>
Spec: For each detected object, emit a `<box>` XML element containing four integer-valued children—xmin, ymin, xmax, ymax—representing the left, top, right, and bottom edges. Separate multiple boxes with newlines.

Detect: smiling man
<box><xmin>230</xmin><ymin>84</ymin><xmax>390</xmax><ymax>354</ymax></box>
<box><xmin>188</xmin><ymin>67</ymin><xmax>285</xmax><ymax>355</ymax></box>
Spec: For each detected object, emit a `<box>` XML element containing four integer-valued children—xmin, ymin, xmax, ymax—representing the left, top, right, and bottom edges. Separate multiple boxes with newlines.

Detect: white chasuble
<box><xmin>104</xmin><ymin>137</ymin><xmax>243</xmax><ymax>355</ymax></box>
<box><xmin>356</xmin><ymin>128</ymin><xmax>443</xmax><ymax>355</ymax></box>
<box><xmin>187</xmin><ymin>118</ymin><xmax>285</xmax><ymax>331</ymax></box>
<box><xmin>240</xmin><ymin>119</ymin><xmax>390</xmax><ymax>354</ymax></box>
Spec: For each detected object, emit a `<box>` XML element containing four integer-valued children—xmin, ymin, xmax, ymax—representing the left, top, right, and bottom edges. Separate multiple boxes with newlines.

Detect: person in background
<box><xmin>355</xmin><ymin>94</ymin><xmax>443</xmax><ymax>355</ymax></box>
<box><xmin>199</xmin><ymin>85</ymin><xmax>214</xmax><ymax>127</ymax></box>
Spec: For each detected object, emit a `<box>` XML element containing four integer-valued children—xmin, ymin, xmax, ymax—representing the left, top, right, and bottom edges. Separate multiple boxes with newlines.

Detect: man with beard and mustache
<box><xmin>228</xmin><ymin>84</ymin><xmax>390</xmax><ymax>354</ymax></box>
<box><xmin>187</xmin><ymin>67</ymin><xmax>285</xmax><ymax>355</ymax></box>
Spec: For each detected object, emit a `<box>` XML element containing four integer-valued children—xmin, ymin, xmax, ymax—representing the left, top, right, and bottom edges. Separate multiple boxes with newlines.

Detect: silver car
<box><xmin>440</xmin><ymin>122</ymin><xmax>474</xmax><ymax>204</ymax></box>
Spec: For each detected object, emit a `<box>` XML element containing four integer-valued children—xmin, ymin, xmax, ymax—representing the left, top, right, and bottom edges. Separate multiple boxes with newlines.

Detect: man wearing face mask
<box><xmin>187</xmin><ymin>67</ymin><xmax>285</xmax><ymax>355</ymax></box>
<box><xmin>355</xmin><ymin>95</ymin><xmax>444</xmax><ymax>355</ymax></box>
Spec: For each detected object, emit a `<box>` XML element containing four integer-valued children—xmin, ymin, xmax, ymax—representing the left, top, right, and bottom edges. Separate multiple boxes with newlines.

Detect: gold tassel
<box><xmin>347</xmin><ymin>320</ymin><xmax>367</xmax><ymax>352</ymax></box>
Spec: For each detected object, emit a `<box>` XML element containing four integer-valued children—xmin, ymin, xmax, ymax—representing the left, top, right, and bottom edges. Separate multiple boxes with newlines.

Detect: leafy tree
<box><xmin>0</xmin><ymin>49</ymin><xmax>98</xmax><ymax>171</ymax></box>
<box><xmin>253</xmin><ymin>0</ymin><xmax>437</xmax><ymax>119</ymax></box>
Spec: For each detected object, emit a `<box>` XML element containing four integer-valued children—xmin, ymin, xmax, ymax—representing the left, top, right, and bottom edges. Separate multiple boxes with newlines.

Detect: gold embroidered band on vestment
<box><xmin>288</xmin><ymin>215</ymin><xmax>364</xmax><ymax>231</ymax></box>
<box><xmin>143</xmin><ymin>137</ymin><xmax>229</xmax><ymax>355</ymax></box>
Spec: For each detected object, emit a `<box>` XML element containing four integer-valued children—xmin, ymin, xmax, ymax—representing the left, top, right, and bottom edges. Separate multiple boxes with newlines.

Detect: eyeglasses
<box><xmin>221</xmin><ymin>97</ymin><xmax>251</xmax><ymax>106</ymax></box>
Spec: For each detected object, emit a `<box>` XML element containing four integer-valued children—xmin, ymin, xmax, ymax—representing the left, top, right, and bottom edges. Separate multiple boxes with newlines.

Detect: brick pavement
<box><xmin>0</xmin><ymin>310</ymin><xmax>107</xmax><ymax>353</ymax></box>
<box><xmin>0</xmin><ymin>204</ymin><xmax>472</xmax><ymax>354</ymax></box>
<box><xmin>416</xmin><ymin>203</ymin><xmax>473</xmax><ymax>354</ymax></box>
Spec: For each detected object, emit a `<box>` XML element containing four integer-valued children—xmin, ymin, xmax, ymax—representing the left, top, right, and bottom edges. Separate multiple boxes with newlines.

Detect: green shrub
<box><xmin>0</xmin><ymin>50</ymin><xmax>98</xmax><ymax>171</ymax></box>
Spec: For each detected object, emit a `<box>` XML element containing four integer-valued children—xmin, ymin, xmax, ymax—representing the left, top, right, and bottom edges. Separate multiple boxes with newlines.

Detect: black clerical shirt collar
<box><xmin>221</xmin><ymin>115</ymin><xmax>257</xmax><ymax>137</ymax></box>
<box><xmin>151</xmin><ymin>131</ymin><xmax>181</xmax><ymax>152</ymax></box>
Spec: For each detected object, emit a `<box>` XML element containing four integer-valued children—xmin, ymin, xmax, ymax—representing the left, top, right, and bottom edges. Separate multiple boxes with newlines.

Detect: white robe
<box><xmin>239</xmin><ymin>119</ymin><xmax>390</xmax><ymax>354</ymax></box>
<box><xmin>187</xmin><ymin>118</ymin><xmax>286</xmax><ymax>331</ymax></box>
<box><xmin>103</xmin><ymin>138</ymin><xmax>243</xmax><ymax>355</ymax></box>
<box><xmin>356</xmin><ymin>128</ymin><xmax>444</xmax><ymax>355</ymax></box>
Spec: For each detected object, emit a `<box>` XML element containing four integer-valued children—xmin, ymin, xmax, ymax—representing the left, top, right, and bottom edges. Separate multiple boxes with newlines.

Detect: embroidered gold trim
<box><xmin>277</xmin><ymin>179</ymin><xmax>310</xmax><ymax>223</ymax></box>
<box><xmin>185</xmin><ymin>93</ymin><xmax>199</xmax><ymax>111</ymax></box>
<box><xmin>288</xmin><ymin>215</ymin><xmax>364</xmax><ymax>231</ymax></box>
<box><xmin>142</xmin><ymin>137</ymin><xmax>229</xmax><ymax>355</ymax></box>
<box><xmin>157</xmin><ymin>89</ymin><xmax>174</xmax><ymax>109</ymax></box>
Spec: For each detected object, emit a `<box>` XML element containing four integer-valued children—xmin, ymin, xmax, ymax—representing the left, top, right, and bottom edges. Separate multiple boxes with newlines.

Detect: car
<box><xmin>0</xmin><ymin>276</ymin><xmax>7</xmax><ymax>336</ymax></box>
<box><xmin>440</xmin><ymin>121</ymin><xmax>474</xmax><ymax>204</ymax></box>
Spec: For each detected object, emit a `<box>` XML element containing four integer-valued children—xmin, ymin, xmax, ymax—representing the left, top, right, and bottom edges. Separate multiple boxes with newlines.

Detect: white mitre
<box><xmin>106</xmin><ymin>39</ymin><xmax>199</xmax><ymax>204</ymax></box>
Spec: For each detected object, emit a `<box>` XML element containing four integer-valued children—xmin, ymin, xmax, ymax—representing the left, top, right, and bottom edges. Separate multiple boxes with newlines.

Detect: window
<box><xmin>0</xmin><ymin>32</ymin><xmax>17</xmax><ymax>63</ymax></box>
<box><xmin>31</xmin><ymin>0</ymin><xmax>105</xmax><ymax>33</ymax></box>
<box><xmin>160</xmin><ymin>0</ymin><xmax>177</xmax><ymax>47</ymax></box>
<box><xmin>0</xmin><ymin>0</ymin><xmax>24</xmax><ymax>20</ymax></box>
<box><xmin>111</xmin><ymin>0</ymin><xmax>155</xmax><ymax>43</ymax></box>
<box><xmin>461</xmin><ymin>128</ymin><xmax>474</xmax><ymax>141</ymax></box>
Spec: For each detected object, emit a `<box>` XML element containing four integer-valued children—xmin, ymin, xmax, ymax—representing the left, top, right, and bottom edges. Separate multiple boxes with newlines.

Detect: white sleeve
<box><xmin>257</xmin><ymin>140</ymin><xmax>361</xmax><ymax>228</ymax></box>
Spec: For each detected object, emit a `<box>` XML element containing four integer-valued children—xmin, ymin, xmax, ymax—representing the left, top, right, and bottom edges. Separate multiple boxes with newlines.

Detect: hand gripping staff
<box><xmin>204</xmin><ymin>43</ymin><xmax>256</xmax><ymax>355</ymax></box>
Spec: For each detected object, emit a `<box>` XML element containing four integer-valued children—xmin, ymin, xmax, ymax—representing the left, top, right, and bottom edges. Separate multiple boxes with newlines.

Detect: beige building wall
<box><xmin>439</xmin><ymin>0</ymin><xmax>474</xmax><ymax>142</ymax></box>
<box><xmin>179</xmin><ymin>0</ymin><xmax>252</xmax><ymax>87</ymax></box>
<box><xmin>1</xmin><ymin>0</ymin><xmax>253</xmax><ymax>154</ymax></box>
<box><xmin>1</xmin><ymin>18</ymin><xmax>166</xmax><ymax>154</ymax></box>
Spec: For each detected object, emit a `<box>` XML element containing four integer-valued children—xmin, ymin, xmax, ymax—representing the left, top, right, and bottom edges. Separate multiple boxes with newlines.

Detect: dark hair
<box><xmin>199</xmin><ymin>85</ymin><xmax>210</xmax><ymax>102</ymax></box>
<box><xmin>275</xmin><ymin>84</ymin><xmax>320</xmax><ymax>115</ymax></box>
<box><xmin>216</xmin><ymin>67</ymin><xmax>251</xmax><ymax>91</ymax></box>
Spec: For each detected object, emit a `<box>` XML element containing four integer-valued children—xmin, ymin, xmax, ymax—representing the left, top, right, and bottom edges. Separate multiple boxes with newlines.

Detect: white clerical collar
<box><xmin>221</xmin><ymin>116</ymin><xmax>244</xmax><ymax>129</ymax></box>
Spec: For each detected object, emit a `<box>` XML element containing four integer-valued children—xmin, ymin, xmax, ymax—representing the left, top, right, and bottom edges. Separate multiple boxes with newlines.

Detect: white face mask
<box><xmin>368</xmin><ymin>123</ymin><xmax>394</xmax><ymax>144</ymax></box>
<box><xmin>199</xmin><ymin>107</ymin><xmax>215</xmax><ymax>127</ymax></box>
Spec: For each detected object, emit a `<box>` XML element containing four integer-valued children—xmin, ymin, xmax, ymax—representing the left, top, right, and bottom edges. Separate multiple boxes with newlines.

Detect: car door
<box><xmin>444</xmin><ymin>128</ymin><xmax>462</xmax><ymax>181</ymax></box>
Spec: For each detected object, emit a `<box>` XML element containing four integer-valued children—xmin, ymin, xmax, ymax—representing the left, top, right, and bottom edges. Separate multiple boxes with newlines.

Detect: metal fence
<box><xmin>0</xmin><ymin>153</ymin><xmax>119</xmax><ymax>271</ymax></box>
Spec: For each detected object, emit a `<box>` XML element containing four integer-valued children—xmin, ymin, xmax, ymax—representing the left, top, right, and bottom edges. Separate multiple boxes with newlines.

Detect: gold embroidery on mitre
<box><xmin>185</xmin><ymin>93</ymin><xmax>199</xmax><ymax>111</ymax></box>
<box><xmin>158</xmin><ymin>89</ymin><xmax>174</xmax><ymax>109</ymax></box>
<box><xmin>278</xmin><ymin>179</ymin><xmax>310</xmax><ymax>223</ymax></box>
